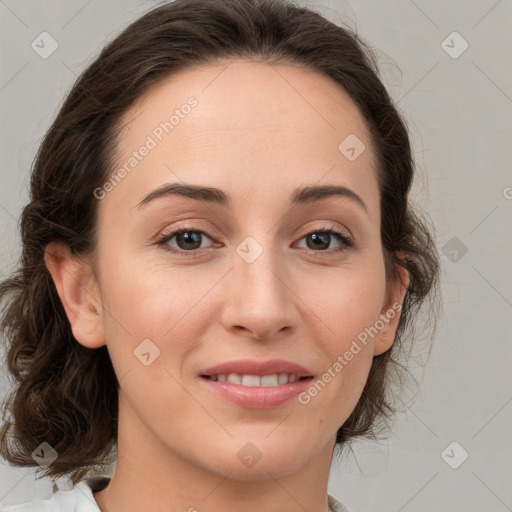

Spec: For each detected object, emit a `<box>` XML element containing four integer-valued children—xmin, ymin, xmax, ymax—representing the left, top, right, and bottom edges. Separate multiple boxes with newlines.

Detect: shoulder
<box><xmin>1</xmin><ymin>475</ymin><xmax>111</xmax><ymax>512</ymax></box>
<box><xmin>328</xmin><ymin>492</ymin><xmax>353</xmax><ymax>512</ymax></box>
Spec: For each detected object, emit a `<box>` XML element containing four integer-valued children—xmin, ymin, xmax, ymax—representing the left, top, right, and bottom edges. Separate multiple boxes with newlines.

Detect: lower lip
<box><xmin>199</xmin><ymin>376</ymin><xmax>313</xmax><ymax>409</ymax></box>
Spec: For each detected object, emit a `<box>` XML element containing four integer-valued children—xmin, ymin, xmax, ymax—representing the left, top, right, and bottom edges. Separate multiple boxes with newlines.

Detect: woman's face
<box><xmin>79</xmin><ymin>60</ymin><xmax>406</xmax><ymax>480</ymax></box>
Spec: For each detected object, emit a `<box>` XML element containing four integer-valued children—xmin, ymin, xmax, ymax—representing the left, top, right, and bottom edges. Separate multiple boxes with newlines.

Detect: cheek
<box><xmin>305</xmin><ymin>262</ymin><xmax>387</xmax><ymax>348</ymax></box>
<box><xmin>95</xmin><ymin>245</ymin><xmax>229</xmax><ymax>381</ymax></box>
<box><xmin>300</xmin><ymin>260</ymin><xmax>386</xmax><ymax>395</ymax></box>
<box><xmin>96</xmin><ymin>229</ymin><xmax>198</xmax><ymax>326</ymax></box>
<box><xmin>296</xmin><ymin>282</ymin><xmax>381</xmax><ymax>430</ymax></box>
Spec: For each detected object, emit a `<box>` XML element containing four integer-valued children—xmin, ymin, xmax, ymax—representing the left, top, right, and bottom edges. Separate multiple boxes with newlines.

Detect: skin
<box><xmin>45</xmin><ymin>59</ymin><xmax>408</xmax><ymax>512</ymax></box>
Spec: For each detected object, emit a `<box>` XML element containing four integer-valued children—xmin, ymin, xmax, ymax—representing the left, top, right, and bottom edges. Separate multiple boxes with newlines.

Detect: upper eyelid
<box><xmin>296</xmin><ymin>223</ymin><xmax>352</xmax><ymax>240</ymax></box>
<box><xmin>160</xmin><ymin>221</ymin><xmax>350</xmax><ymax>235</ymax></box>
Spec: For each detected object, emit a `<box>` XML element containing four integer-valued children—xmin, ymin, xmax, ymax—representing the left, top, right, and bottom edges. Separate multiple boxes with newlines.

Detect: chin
<box><xmin>200</xmin><ymin>435</ymin><xmax>316</xmax><ymax>481</ymax></box>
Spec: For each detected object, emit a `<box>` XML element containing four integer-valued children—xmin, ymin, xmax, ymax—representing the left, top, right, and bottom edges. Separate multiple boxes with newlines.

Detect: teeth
<box><xmin>261</xmin><ymin>374</ymin><xmax>279</xmax><ymax>386</ymax></box>
<box><xmin>241</xmin><ymin>375</ymin><xmax>261</xmax><ymax>387</ymax></box>
<box><xmin>210</xmin><ymin>373</ymin><xmax>302</xmax><ymax>386</ymax></box>
<box><xmin>278</xmin><ymin>373</ymin><xmax>289</xmax><ymax>384</ymax></box>
<box><xmin>227</xmin><ymin>373</ymin><xmax>241</xmax><ymax>384</ymax></box>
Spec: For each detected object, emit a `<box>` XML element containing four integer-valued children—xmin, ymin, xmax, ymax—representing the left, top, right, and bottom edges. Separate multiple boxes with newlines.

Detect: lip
<box><xmin>198</xmin><ymin>358</ymin><xmax>315</xmax><ymax>409</ymax></box>
<box><xmin>199</xmin><ymin>358</ymin><xmax>314</xmax><ymax>378</ymax></box>
<box><xmin>199</xmin><ymin>375</ymin><xmax>313</xmax><ymax>409</ymax></box>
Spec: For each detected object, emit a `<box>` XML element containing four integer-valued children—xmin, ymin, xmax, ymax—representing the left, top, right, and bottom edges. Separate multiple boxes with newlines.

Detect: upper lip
<box><xmin>200</xmin><ymin>359</ymin><xmax>314</xmax><ymax>378</ymax></box>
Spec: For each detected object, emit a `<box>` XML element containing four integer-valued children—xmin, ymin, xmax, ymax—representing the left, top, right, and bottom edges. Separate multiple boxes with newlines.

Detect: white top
<box><xmin>1</xmin><ymin>475</ymin><xmax>351</xmax><ymax>512</ymax></box>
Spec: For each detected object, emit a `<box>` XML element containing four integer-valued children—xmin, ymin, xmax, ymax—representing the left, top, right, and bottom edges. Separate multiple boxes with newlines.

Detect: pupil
<box><xmin>178</xmin><ymin>231</ymin><xmax>201</xmax><ymax>250</ymax></box>
<box><xmin>307</xmin><ymin>232</ymin><xmax>329</xmax><ymax>250</ymax></box>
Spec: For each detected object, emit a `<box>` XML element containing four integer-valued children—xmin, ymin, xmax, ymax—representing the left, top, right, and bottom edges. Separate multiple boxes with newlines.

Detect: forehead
<box><xmin>118</xmin><ymin>58</ymin><xmax>370</xmax><ymax>143</ymax></box>
<box><xmin>106</xmin><ymin>59</ymin><xmax>379</xmax><ymax>217</ymax></box>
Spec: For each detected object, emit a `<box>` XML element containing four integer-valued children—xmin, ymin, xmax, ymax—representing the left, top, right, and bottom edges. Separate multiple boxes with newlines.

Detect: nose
<box><xmin>220</xmin><ymin>243</ymin><xmax>299</xmax><ymax>341</ymax></box>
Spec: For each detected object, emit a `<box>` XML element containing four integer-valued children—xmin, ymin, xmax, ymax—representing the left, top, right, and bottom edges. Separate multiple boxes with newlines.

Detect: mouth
<box><xmin>197</xmin><ymin>359</ymin><xmax>315</xmax><ymax>409</ymax></box>
<box><xmin>201</xmin><ymin>373</ymin><xmax>312</xmax><ymax>387</ymax></box>
<box><xmin>199</xmin><ymin>374</ymin><xmax>314</xmax><ymax>409</ymax></box>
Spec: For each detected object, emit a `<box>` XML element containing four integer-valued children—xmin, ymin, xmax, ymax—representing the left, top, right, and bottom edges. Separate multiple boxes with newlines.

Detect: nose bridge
<box><xmin>222</xmin><ymin>231</ymin><xmax>297</xmax><ymax>339</ymax></box>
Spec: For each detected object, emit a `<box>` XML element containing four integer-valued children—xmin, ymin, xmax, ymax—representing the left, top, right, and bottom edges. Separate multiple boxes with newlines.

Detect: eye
<box><xmin>156</xmin><ymin>228</ymin><xmax>215</xmax><ymax>255</ymax></box>
<box><xmin>155</xmin><ymin>225</ymin><xmax>354</xmax><ymax>257</ymax></box>
<box><xmin>294</xmin><ymin>227</ymin><xmax>353</xmax><ymax>254</ymax></box>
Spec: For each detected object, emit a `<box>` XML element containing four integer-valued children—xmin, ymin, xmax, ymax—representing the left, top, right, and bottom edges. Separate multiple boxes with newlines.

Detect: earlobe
<box><xmin>373</xmin><ymin>251</ymin><xmax>410</xmax><ymax>356</ymax></box>
<box><xmin>44</xmin><ymin>241</ymin><xmax>105</xmax><ymax>349</ymax></box>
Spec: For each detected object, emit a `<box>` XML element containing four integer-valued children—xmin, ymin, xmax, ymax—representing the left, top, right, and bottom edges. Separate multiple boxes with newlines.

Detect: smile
<box><xmin>199</xmin><ymin>374</ymin><xmax>314</xmax><ymax>409</ymax></box>
<box><xmin>204</xmin><ymin>373</ymin><xmax>308</xmax><ymax>386</ymax></box>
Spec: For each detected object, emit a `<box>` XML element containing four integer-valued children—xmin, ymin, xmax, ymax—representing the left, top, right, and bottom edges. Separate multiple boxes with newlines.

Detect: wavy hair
<box><xmin>0</xmin><ymin>0</ymin><xmax>441</xmax><ymax>486</ymax></box>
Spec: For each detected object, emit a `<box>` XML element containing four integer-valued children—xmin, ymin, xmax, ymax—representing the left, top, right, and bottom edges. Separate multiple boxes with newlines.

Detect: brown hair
<box><xmin>0</xmin><ymin>0</ymin><xmax>440</xmax><ymax>486</ymax></box>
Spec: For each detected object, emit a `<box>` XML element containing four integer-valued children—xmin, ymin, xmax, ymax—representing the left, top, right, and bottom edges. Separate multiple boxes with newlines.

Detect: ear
<box><xmin>44</xmin><ymin>241</ymin><xmax>105</xmax><ymax>349</ymax></box>
<box><xmin>373</xmin><ymin>250</ymin><xmax>409</xmax><ymax>356</ymax></box>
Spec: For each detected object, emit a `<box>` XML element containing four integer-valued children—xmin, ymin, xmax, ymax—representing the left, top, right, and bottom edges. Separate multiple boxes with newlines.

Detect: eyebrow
<box><xmin>136</xmin><ymin>182</ymin><xmax>369</xmax><ymax>215</ymax></box>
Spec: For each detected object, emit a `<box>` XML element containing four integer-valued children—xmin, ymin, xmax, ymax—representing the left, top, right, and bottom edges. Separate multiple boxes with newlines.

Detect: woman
<box><xmin>0</xmin><ymin>0</ymin><xmax>440</xmax><ymax>510</ymax></box>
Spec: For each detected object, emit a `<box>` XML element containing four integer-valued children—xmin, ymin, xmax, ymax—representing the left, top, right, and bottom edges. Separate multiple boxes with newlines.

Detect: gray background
<box><xmin>1</xmin><ymin>1</ymin><xmax>511</xmax><ymax>511</ymax></box>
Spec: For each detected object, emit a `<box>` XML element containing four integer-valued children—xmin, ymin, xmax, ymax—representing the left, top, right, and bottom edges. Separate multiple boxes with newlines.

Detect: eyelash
<box><xmin>155</xmin><ymin>225</ymin><xmax>354</xmax><ymax>257</ymax></box>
